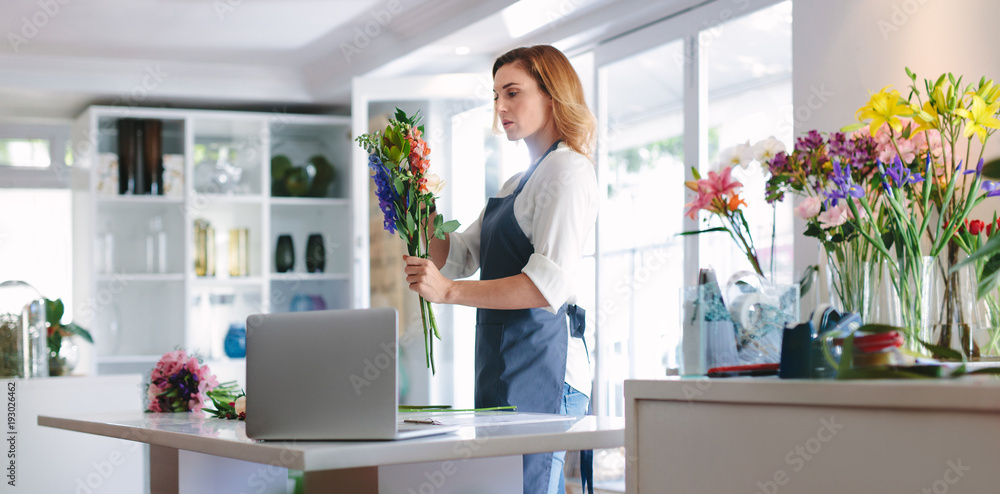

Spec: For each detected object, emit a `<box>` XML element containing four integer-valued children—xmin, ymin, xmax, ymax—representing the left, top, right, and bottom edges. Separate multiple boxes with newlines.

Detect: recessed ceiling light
<box><xmin>455</xmin><ymin>46</ymin><xmax>471</xmax><ymax>55</ymax></box>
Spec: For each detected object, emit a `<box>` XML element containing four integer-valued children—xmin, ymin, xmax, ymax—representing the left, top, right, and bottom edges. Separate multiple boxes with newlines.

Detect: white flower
<box><xmin>422</xmin><ymin>173</ymin><xmax>445</xmax><ymax>195</ymax></box>
<box><xmin>234</xmin><ymin>396</ymin><xmax>246</xmax><ymax>416</ymax></box>
<box><xmin>718</xmin><ymin>141</ymin><xmax>755</xmax><ymax>170</ymax></box>
<box><xmin>753</xmin><ymin>136</ymin><xmax>786</xmax><ymax>162</ymax></box>
<box><xmin>794</xmin><ymin>196</ymin><xmax>823</xmax><ymax>220</ymax></box>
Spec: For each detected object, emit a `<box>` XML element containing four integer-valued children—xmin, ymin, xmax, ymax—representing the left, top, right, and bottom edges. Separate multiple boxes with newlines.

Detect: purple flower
<box><xmin>768</xmin><ymin>151</ymin><xmax>790</xmax><ymax>175</ymax></box>
<box><xmin>369</xmin><ymin>153</ymin><xmax>398</xmax><ymax>234</ymax></box>
<box><xmin>795</xmin><ymin>130</ymin><xmax>824</xmax><ymax>153</ymax></box>
<box><xmin>963</xmin><ymin>157</ymin><xmax>985</xmax><ymax>177</ymax></box>
<box><xmin>825</xmin><ymin>160</ymin><xmax>865</xmax><ymax>206</ymax></box>
<box><xmin>884</xmin><ymin>156</ymin><xmax>924</xmax><ymax>187</ymax></box>
<box><xmin>983</xmin><ymin>180</ymin><xmax>1000</xmax><ymax>197</ymax></box>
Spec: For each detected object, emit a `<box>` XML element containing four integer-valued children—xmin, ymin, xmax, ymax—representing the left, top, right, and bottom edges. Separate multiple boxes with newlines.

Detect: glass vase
<box><xmin>824</xmin><ymin>241</ymin><xmax>879</xmax><ymax>317</ymax></box>
<box><xmin>984</xmin><ymin>291</ymin><xmax>1000</xmax><ymax>357</ymax></box>
<box><xmin>881</xmin><ymin>256</ymin><xmax>938</xmax><ymax>355</ymax></box>
<box><xmin>0</xmin><ymin>281</ymin><xmax>49</xmax><ymax>378</ymax></box>
<box><xmin>933</xmin><ymin>246</ymin><xmax>989</xmax><ymax>359</ymax></box>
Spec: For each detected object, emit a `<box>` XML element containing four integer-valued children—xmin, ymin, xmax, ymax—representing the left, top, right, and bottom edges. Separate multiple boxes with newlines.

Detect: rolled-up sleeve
<box><xmin>440</xmin><ymin>211</ymin><xmax>483</xmax><ymax>280</ymax></box>
<box><xmin>520</xmin><ymin>154</ymin><xmax>598</xmax><ymax>314</ymax></box>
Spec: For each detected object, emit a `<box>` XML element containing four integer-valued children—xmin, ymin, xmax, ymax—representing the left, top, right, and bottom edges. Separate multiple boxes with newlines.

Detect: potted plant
<box><xmin>45</xmin><ymin>298</ymin><xmax>93</xmax><ymax>376</ymax></box>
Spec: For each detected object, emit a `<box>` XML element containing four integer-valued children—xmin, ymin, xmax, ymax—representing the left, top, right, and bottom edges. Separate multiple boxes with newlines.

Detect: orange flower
<box><xmin>727</xmin><ymin>193</ymin><xmax>747</xmax><ymax>211</ymax></box>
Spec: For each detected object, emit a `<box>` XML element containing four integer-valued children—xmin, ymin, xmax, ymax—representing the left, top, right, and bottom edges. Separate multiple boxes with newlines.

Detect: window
<box><xmin>593</xmin><ymin>0</ymin><xmax>793</xmax><ymax>416</ymax></box>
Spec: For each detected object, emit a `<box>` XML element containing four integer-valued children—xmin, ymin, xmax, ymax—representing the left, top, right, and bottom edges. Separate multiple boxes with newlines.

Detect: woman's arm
<box><xmin>425</xmin><ymin>210</ymin><xmax>450</xmax><ymax>270</ymax></box>
<box><xmin>403</xmin><ymin>256</ymin><xmax>547</xmax><ymax>310</ymax></box>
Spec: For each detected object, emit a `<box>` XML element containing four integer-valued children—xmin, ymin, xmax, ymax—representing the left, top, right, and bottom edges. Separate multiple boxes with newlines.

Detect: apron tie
<box><xmin>567</xmin><ymin>304</ymin><xmax>586</xmax><ymax>339</ymax></box>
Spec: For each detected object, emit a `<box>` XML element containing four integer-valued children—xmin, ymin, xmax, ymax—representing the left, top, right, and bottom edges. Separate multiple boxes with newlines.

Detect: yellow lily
<box><xmin>976</xmin><ymin>79</ymin><xmax>1000</xmax><ymax>105</ymax></box>
<box><xmin>911</xmin><ymin>100</ymin><xmax>939</xmax><ymax>134</ymax></box>
<box><xmin>931</xmin><ymin>83</ymin><xmax>950</xmax><ymax>114</ymax></box>
<box><xmin>955</xmin><ymin>94</ymin><xmax>1000</xmax><ymax>143</ymax></box>
<box><xmin>857</xmin><ymin>86</ymin><xmax>911</xmax><ymax>136</ymax></box>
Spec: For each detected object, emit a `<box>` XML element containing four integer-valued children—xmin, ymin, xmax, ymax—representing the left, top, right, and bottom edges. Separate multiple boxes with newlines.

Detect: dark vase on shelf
<box><xmin>305</xmin><ymin>233</ymin><xmax>325</xmax><ymax>273</ymax></box>
<box><xmin>142</xmin><ymin>119</ymin><xmax>164</xmax><ymax>195</ymax></box>
<box><xmin>117</xmin><ymin>118</ymin><xmax>137</xmax><ymax>194</ymax></box>
<box><xmin>117</xmin><ymin>118</ymin><xmax>164</xmax><ymax>195</ymax></box>
<box><xmin>275</xmin><ymin>234</ymin><xmax>295</xmax><ymax>273</ymax></box>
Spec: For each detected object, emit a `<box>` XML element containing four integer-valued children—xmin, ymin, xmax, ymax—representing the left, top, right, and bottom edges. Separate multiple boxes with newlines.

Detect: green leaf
<box><xmin>690</xmin><ymin>167</ymin><xmax>701</xmax><ymax>180</ymax></box>
<box><xmin>677</xmin><ymin>227</ymin><xmax>730</xmax><ymax>236</ymax></box>
<box><xmin>63</xmin><ymin>322</ymin><xmax>94</xmax><ymax>344</ymax></box>
<box><xmin>857</xmin><ymin>323</ymin><xmax>904</xmax><ymax>334</ymax></box>
<box><xmin>393</xmin><ymin>176</ymin><xmax>404</xmax><ymax>196</ymax></box>
<box><xmin>953</xmin><ymin>233</ymin><xmax>1000</xmax><ymax>273</ymax></box>
<box><xmin>45</xmin><ymin>298</ymin><xmax>65</xmax><ymax>326</ymax></box>
<box><xmin>803</xmin><ymin>222</ymin><xmax>823</xmax><ymax>238</ymax></box>
<box><xmin>918</xmin><ymin>338</ymin><xmax>965</xmax><ymax>361</ymax></box>
<box><xmin>434</xmin><ymin>214</ymin><xmax>443</xmax><ymax>229</ymax></box>
<box><xmin>840</xmin><ymin>122</ymin><xmax>866</xmax><ymax>132</ymax></box>
<box><xmin>435</xmin><ymin>220</ymin><xmax>460</xmax><ymax>237</ymax></box>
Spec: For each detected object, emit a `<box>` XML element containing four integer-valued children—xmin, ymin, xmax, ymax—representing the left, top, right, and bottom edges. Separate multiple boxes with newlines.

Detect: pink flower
<box><xmin>817</xmin><ymin>204</ymin><xmax>850</xmax><ymax>229</ymax></box>
<box><xmin>684</xmin><ymin>191</ymin><xmax>714</xmax><ymax>220</ymax></box>
<box><xmin>795</xmin><ymin>196</ymin><xmax>823</xmax><ymax>219</ymax></box>
<box><xmin>701</xmin><ymin>166</ymin><xmax>742</xmax><ymax>197</ymax></box>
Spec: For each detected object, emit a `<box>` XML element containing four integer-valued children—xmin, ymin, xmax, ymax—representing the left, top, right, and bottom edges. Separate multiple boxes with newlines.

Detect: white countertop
<box><xmin>38</xmin><ymin>411</ymin><xmax>624</xmax><ymax>472</ymax></box>
<box><xmin>625</xmin><ymin>376</ymin><xmax>1000</xmax><ymax>412</ymax></box>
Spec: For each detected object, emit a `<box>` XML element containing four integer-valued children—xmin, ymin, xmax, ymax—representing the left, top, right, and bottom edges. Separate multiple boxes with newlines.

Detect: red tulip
<box><xmin>969</xmin><ymin>219</ymin><xmax>986</xmax><ymax>236</ymax></box>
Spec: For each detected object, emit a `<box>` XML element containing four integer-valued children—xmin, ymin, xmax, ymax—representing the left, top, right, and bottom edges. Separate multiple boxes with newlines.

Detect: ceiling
<box><xmin>0</xmin><ymin>0</ymin><xmax>701</xmax><ymax>121</ymax></box>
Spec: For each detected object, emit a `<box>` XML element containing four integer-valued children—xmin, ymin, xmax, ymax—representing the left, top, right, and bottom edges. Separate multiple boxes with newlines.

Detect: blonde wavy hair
<box><xmin>492</xmin><ymin>45</ymin><xmax>596</xmax><ymax>160</ymax></box>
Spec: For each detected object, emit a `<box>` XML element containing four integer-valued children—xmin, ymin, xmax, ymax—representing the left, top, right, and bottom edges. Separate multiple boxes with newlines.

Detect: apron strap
<box><xmin>567</xmin><ymin>304</ymin><xmax>585</xmax><ymax>339</ymax></box>
<box><xmin>580</xmin><ymin>396</ymin><xmax>594</xmax><ymax>494</ymax></box>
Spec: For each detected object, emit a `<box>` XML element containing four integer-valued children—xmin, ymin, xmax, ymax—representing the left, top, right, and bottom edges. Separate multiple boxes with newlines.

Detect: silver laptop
<box><xmin>246</xmin><ymin>307</ymin><xmax>458</xmax><ymax>440</ymax></box>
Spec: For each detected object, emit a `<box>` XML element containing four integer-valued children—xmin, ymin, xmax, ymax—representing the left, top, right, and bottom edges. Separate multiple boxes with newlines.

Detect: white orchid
<box><xmin>752</xmin><ymin>136</ymin><xmax>786</xmax><ymax>162</ymax></box>
<box><xmin>718</xmin><ymin>140</ymin><xmax>755</xmax><ymax>170</ymax></box>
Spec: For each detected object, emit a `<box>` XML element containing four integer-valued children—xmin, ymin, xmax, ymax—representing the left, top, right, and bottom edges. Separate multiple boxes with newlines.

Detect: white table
<box><xmin>39</xmin><ymin>410</ymin><xmax>624</xmax><ymax>494</ymax></box>
<box><xmin>625</xmin><ymin>377</ymin><xmax>1000</xmax><ymax>493</ymax></box>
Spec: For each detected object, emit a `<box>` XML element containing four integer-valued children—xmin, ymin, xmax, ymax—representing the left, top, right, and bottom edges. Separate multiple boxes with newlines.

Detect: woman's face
<box><xmin>493</xmin><ymin>62</ymin><xmax>553</xmax><ymax>142</ymax></box>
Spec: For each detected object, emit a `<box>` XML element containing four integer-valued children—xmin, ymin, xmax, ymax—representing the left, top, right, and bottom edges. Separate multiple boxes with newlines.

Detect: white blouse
<box><xmin>440</xmin><ymin>142</ymin><xmax>598</xmax><ymax>398</ymax></box>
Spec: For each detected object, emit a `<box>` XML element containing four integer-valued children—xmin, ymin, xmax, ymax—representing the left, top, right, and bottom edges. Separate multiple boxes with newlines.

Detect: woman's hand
<box><xmin>403</xmin><ymin>255</ymin><xmax>453</xmax><ymax>304</ymax></box>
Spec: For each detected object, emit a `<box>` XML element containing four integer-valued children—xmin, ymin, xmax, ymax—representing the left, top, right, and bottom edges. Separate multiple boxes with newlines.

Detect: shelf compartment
<box><xmin>192</xmin><ymin>118</ymin><xmax>265</xmax><ymax>197</ymax></box>
<box><xmin>92</xmin><ymin>280</ymin><xmax>186</xmax><ymax>358</ymax></box>
<box><xmin>269</xmin><ymin>202</ymin><xmax>351</xmax><ymax>275</ymax></box>
<box><xmin>189</xmin><ymin>286</ymin><xmax>262</xmax><ymax>361</ymax></box>
<box><xmin>270</xmin><ymin>278</ymin><xmax>350</xmax><ymax>312</ymax></box>
<box><xmin>270</xmin><ymin>122</ymin><xmax>351</xmax><ymax>199</ymax></box>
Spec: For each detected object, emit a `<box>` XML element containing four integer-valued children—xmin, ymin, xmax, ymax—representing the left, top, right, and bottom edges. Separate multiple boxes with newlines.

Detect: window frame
<box><xmin>0</xmin><ymin>122</ymin><xmax>72</xmax><ymax>189</ymax></box>
<box><xmin>590</xmin><ymin>0</ymin><xmax>790</xmax><ymax>416</ymax></box>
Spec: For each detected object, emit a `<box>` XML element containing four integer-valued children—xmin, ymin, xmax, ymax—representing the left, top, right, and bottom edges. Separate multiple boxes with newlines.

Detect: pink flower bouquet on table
<box><xmin>145</xmin><ymin>349</ymin><xmax>219</xmax><ymax>413</ymax></box>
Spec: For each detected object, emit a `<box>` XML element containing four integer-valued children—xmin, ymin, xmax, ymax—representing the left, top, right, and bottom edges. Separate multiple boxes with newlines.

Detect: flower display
<box><xmin>683</xmin><ymin>164</ymin><xmax>763</xmax><ymax>276</ymax></box>
<box><xmin>203</xmin><ymin>381</ymin><xmax>245</xmax><ymax>420</ymax></box>
<box><xmin>145</xmin><ymin>350</ymin><xmax>219</xmax><ymax>413</ymax></box>
<box><xmin>356</xmin><ymin>109</ymin><xmax>460</xmax><ymax>374</ymax></box>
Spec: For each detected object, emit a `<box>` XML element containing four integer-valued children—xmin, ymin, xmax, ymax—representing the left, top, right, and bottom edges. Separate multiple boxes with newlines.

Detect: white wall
<box><xmin>792</xmin><ymin>0</ymin><xmax>1000</xmax><ymax>288</ymax></box>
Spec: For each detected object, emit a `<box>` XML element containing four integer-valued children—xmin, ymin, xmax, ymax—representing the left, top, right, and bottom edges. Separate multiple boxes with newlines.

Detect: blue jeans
<box><xmin>546</xmin><ymin>383</ymin><xmax>590</xmax><ymax>494</ymax></box>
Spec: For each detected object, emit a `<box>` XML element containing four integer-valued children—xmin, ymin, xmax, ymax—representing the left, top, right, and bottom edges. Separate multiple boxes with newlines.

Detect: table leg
<box><xmin>303</xmin><ymin>466</ymin><xmax>379</xmax><ymax>493</ymax></box>
<box><xmin>149</xmin><ymin>444</ymin><xmax>179</xmax><ymax>494</ymax></box>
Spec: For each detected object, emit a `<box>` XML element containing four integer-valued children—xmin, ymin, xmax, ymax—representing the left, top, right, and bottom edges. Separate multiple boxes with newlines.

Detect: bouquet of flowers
<box><xmin>760</xmin><ymin>130</ymin><xmax>883</xmax><ymax>315</ymax></box>
<box><xmin>838</xmin><ymin>69</ymin><xmax>1000</xmax><ymax>353</ymax></box>
<box><xmin>683</xmin><ymin>164</ymin><xmax>763</xmax><ymax>276</ymax></box>
<box><xmin>203</xmin><ymin>381</ymin><xmax>246</xmax><ymax>420</ymax></box>
<box><xmin>356</xmin><ymin>109</ymin><xmax>459</xmax><ymax>374</ymax></box>
<box><xmin>145</xmin><ymin>349</ymin><xmax>219</xmax><ymax>413</ymax></box>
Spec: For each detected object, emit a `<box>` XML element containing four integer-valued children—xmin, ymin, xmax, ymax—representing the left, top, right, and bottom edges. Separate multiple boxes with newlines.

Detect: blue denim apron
<box><xmin>475</xmin><ymin>141</ymin><xmax>587</xmax><ymax>494</ymax></box>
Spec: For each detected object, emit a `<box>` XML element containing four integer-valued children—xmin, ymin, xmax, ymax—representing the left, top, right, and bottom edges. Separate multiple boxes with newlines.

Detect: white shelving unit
<box><xmin>71</xmin><ymin>106</ymin><xmax>361</xmax><ymax>376</ymax></box>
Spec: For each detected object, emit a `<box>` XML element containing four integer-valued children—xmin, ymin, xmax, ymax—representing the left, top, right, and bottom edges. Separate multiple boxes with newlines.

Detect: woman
<box><xmin>403</xmin><ymin>45</ymin><xmax>598</xmax><ymax>494</ymax></box>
